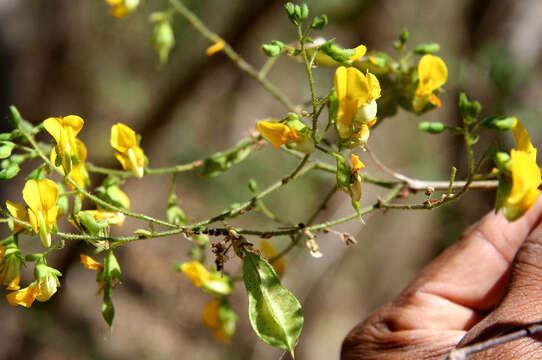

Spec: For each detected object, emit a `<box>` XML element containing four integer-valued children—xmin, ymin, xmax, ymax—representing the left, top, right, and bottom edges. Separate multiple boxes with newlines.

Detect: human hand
<box><xmin>341</xmin><ymin>197</ymin><xmax>542</xmax><ymax>359</ymax></box>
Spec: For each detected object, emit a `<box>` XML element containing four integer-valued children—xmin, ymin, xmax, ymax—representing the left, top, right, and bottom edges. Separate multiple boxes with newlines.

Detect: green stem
<box><xmin>297</xmin><ymin>25</ymin><xmax>318</xmax><ymax>139</ymax></box>
<box><xmin>168</xmin><ymin>0</ymin><xmax>297</xmax><ymax>112</ymax></box>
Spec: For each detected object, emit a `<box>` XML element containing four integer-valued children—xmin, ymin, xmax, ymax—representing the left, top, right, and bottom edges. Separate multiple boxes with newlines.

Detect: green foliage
<box><xmin>243</xmin><ymin>252</ymin><xmax>303</xmax><ymax>356</ymax></box>
<box><xmin>199</xmin><ymin>139</ymin><xmax>252</xmax><ymax>177</ymax></box>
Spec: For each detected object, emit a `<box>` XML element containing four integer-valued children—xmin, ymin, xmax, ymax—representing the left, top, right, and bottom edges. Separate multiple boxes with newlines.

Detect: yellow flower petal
<box><xmin>512</xmin><ymin>120</ymin><xmax>536</xmax><ymax>160</ymax></box>
<box><xmin>366</xmin><ymin>72</ymin><xmax>381</xmax><ymax>102</ymax></box>
<box><xmin>80</xmin><ymin>254</ymin><xmax>104</xmax><ymax>271</ymax></box>
<box><xmin>257</xmin><ymin>121</ymin><xmax>291</xmax><ymax>149</ymax></box>
<box><xmin>351</xmin><ymin>154</ymin><xmax>365</xmax><ymax>173</ymax></box>
<box><xmin>334</xmin><ymin>66</ymin><xmax>370</xmax><ymax>126</ymax></box>
<box><xmin>206</xmin><ymin>40</ymin><xmax>225</xmax><ymax>56</ymax></box>
<box><xmin>111</xmin><ymin>123</ymin><xmax>137</xmax><ymax>153</ymax></box>
<box><xmin>259</xmin><ymin>240</ymin><xmax>285</xmax><ymax>276</ymax></box>
<box><xmin>6</xmin><ymin>200</ymin><xmax>30</xmax><ymax>232</ymax></box>
<box><xmin>202</xmin><ymin>299</ymin><xmax>221</xmax><ymax>330</ymax></box>
<box><xmin>416</xmin><ymin>54</ymin><xmax>448</xmax><ymax>97</ymax></box>
<box><xmin>180</xmin><ymin>261</ymin><xmax>211</xmax><ymax>287</ymax></box>
<box><xmin>6</xmin><ymin>283</ymin><xmax>39</xmax><ymax>308</ymax></box>
<box><xmin>503</xmin><ymin>149</ymin><xmax>541</xmax><ymax>221</ymax></box>
<box><xmin>348</xmin><ymin>44</ymin><xmax>367</xmax><ymax>61</ymax></box>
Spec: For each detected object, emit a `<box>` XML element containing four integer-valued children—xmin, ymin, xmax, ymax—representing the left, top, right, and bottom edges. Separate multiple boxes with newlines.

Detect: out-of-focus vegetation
<box><xmin>0</xmin><ymin>0</ymin><xmax>541</xmax><ymax>359</ymax></box>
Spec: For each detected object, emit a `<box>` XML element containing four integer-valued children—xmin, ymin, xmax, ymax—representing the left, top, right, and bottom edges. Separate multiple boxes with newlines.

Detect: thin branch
<box><xmin>445</xmin><ymin>320</ymin><xmax>542</xmax><ymax>360</ymax></box>
<box><xmin>168</xmin><ymin>0</ymin><xmax>297</xmax><ymax>112</ymax></box>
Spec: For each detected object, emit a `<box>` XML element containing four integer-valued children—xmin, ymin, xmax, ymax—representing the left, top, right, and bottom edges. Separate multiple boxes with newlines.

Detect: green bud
<box><xmin>480</xmin><ymin>116</ymin><xmax>516</xmax><ymax>131</ymax></box>
<box><xmin>0</xmin><ymin>164</ymin><xmax>20</xmax><ymax>180</ymax></box>
<box><xmin>285</xmin><ymin>3</ymin><xmax>295</xmax><ymax>18</ymax></box>
<box><xmin>319</xmin><ymin>39</ymin><xmax>354</xmax><ymax>65</ymax></box>
<box><xmin>0</xmin><ymin>141</ymin><xmax>15</xmax><ymax>159</ymax></box>
<box><xmin>78</xmin><ymin>211</ymin><xmax>109</xmax><ymax>236</ymax></box>
<box><xmin>299</xmin><ymin>4</ymin><xmax>309</xmax><ymax>20</ymax></box>
<box><xmin>311</xmin><ymin>14</ymin><xmax>327</xmax><ymax>29</ymax></box>
<box><xmin>495</xmin><ymin>151</ymin><xmax>511</xmax><ymax>171</ymax></box>
<box><xmin>261</xmin><ymin>44</ymin><xmax>282</xmax><ymax>57</ymax></box>
<box><xmin>8</xmin><ymin>106</ymin><xmax>22</xmax><ymax>128</ymax></box>
<box><xmin>152</xmin><ymin>20</ymin><xmax>175</xmax><ymax>66</ymax></box>
<box><xmin>418</xmin><ymin>121</ymin><xmax>447</xmax><ymax>134</ymax></box>
<box><xmin>399</xmin><ymin>28</ymin><xmax>409</xmax><ymax>44</ymax></box>
<box><xmin>166</xmin><ymin>204</ymin><xmax>186</xmax><ymax>225</ymax></box>
<box><xmin>458</xmin><ymin>93</ymin><xmax>482</xmax><ymax>123</ymax></box>
<box><xmin>285</xmin><ymin>2</ymin><xmax>308</xmax><ymax>25</ymax></box>
<box><xmin>202</xmin><ymin>273</ymin><xmax>233</xmax><ymax>296</ymax></box>
<box><xmin>393</xmin><ymin>41</ymin><xmax>402</xmax><ymax>50</ymax></box>
<box><xmin>414</xmin><ymin>43</ymin><xmax>440</xmax><ymax>54</ymax></box>
<box><xmin>248</xmin><ymin>179</ymin><xmax>258</xmax><ymax>193</ymax></box>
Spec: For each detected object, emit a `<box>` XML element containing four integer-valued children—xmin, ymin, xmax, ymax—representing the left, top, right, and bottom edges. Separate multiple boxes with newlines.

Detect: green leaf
<box><xmin>418</xmin><ymin>121</ymin><xmax>447</xmax><ymax>134</ymax></box>
<box><xmin>0</xmin><ymin>141</ymin><xmax>15</xmax><ymax>159</ymax></box>
<box><xmin>413</xmin><ymin>43</ymin><xmax>440</xmax><ymax>54</ymax></box>
<box><xmin>243</xmin><ymin>252</ymin><xmax>303</xmax><ymax>356</ymax></box>
<box><xmin>200</xmin><ymin>139</ymin><xmax>252</xmax><ymax>177</ymax></box>
<box><xmin>0</xmin><ymin>164</ymin><xmax>20</xmax><ymax>180</ymax></box>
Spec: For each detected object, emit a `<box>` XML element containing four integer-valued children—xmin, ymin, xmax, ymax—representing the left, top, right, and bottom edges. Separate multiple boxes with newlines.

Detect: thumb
<box><xmin>459</xmin><ymin>221</ymin><xmax>542</xmax><ymax>358</ymax></box>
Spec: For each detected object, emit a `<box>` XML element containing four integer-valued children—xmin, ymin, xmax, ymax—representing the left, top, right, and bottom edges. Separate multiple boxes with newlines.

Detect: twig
<box><xmin>168</xmin><ymin>0</ymin><xmax>297</xmax><ymax>112</ymax></box>
<box><xmin>445</xmin><ymin>320</ymin><xmax>542</xmax><ymax>360</ymax></box>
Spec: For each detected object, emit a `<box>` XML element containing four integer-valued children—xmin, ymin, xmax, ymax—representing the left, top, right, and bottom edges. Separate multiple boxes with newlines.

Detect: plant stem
<box><xmin>168</xmin><ymin>0</ymin><xmax>297</xmax><ymax>112</ymax></box>
<box><xmin>297</xmin><ymin>24</ymin><xmax>318</xmax><ymax>139</ymax></box>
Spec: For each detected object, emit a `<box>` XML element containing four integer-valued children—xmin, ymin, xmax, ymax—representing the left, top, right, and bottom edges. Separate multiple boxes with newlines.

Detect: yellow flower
<box><xmin>7</xmin><ymin>261</ymin><xmax>61</xmax><ymax>307</ymax></box>
<box><xmin>0</xmin><ymin>243</ymin><xmax>22</xmax><ymax>290</ymax></box>
<box><xmin>110</xmin><ymin>123</ymin><xmax>146</xmax><ymax>178</ymax></box>
<box><xmin>348</xmin><ymin>45</ymin><xmax>367</xmax><ymax>61</ymax></box>
<box><xmin>80</xmin><ymin>254</ymin><xmax>104</xmax><ymax>272</ymax></box>
<box><xmin>51</xmin><ymin>138</ymin><xmax>88</xmax><ymax>190</ymax></box>
<box><xmin>105</xmin><ymin>0</ymin><xmax>140</xmax><ymax>18</ymax></box>
<box><xmin>334</xmin><ymin>66</ymin><xmax>381</xmax><ymax>137</ymax></box>
<box><xmin>259</xmin><ymin>240</ymin><xmax>285</xmax><ymax>276</ymax></box>
<box><xmin>180</xmin><ymin>261</ymin><xmax>233</xmax><ymax>296</ymax></box>
<box><xmin>414</xmin><ymin>55</ymin><xmax>448</xmax><ymax>111</ymax></box>
<box><xmin>181</xmin><ymin>261</ymin><xmax>211</xmax><ymax>287</ymax></box>
<box><xmin>502</xmin><ymin>121</ymin><xmax>540</xmax><ymax>221</ymax></box>
<box><xmin>256</xmin><ymin>121</ymin><xmax>303</xmax><ymax>149</ymax></box>
<box><xmin>351</xmin><ymin>154</ymin><xmax>365</xmax><ymax>173</ymax></box>
<box><xmin>202</xmin><ymin>299</ymin><xmax>237</xmax><ymax>343</ymax></box>
<box><xmin>22</xmin><ymin>179</ymin><xmax>59</xmax><ymax>247</ymax></box>
<box><xmin>206</xmin><ymin>39</ymin><xmax>225</xmax><ymax>56</ymax></box>
<box><xmin>5</xmin><ymin>200</ymin><xmax>30</xmax><ymax>233</ymax></box>
<box><xmin>43</xmin><ymin>115</ymin><xmax>84</xmax><ymax>174</ymax></box>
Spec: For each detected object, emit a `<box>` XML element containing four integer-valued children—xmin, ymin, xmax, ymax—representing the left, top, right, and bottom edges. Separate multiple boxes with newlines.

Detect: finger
<box><xmin>342</xmin><ymin>199</ymin><xmax>542</xmax><ymax>359</ymax></box>
<box><xmin>459</xmin><ymin>215</ymin><xmax>542</xmax><ymax>358</ymax></box>
<box><xmin>386</xmin><ymin>197</ymin><xmax>542</xmax><ymax>331</ymax></box>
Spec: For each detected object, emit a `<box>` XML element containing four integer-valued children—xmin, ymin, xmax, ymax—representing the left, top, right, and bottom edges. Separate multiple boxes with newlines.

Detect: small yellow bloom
<box><xmin>414</xmin><ymin>55</ymin><xmax>447</xmax><ymax>112</ymax></box>
<box><xmin>256</xmin><ymin>121</ymin><xmax>303</xmax><ymax>149</ymax></box>
<box><xmin>181</xmin><ymin>261</ymin><xmax>211</xmax><ymax>287</ymax></box>
<box><xmin>202</xmin><ymin>299</ymin><xmax>237</xmax><ymax>343</ymax></box>
<box><xmin>111</xmin><ymin>123</ymin><xmax>145</xmax><ymax>178</ymax></box>
<box><xmin>105</xmin><ymin>0</ymin><xmax>140</xmax><ymax>18</ymax></box>
<box><xmin>206</xmin><ymin>39</ymin><xmax>225</xmax><ymax>56</ymax></box>
<box><xmin>416</xmin><ymin>55</ymin><xmax>448</xmax><ymax>97</ymax></box>
<box><xmin>6</xmin><ymin>283</ymin><xmax>40</xmax><ymax>308</ymax></box>
<box><xmin>6</xmin><ymin>200</ymin><xmax>30</xmax><ymax>232</ymax></box>
<box><xmin>51</xmin><ymin>138</ymin><xmax>88</xmax><ymax>190</ymax></box>
<box><xmin>43</xmin><ymin>115</ymin><xmax>85</xmax><ymax>174</ymax></box>
<box><xmin>80</xmin><ymin>254</ymin><xmax>104</xmax><ymax>272</ymax></box>
<box><xmin>21</xmin><ymin>179</ymin><xmax>59</xmax><ymax>247</ymax></box>
<box><xmin>501</xmin><ymin>121</ymin><xmax>540</xmax><ymax>221</ymax></box>
<box><xmin>351</xmin><ymin>154</ymin><xmax>365</xmax><ymax>173</ymax></box>
<box><xmin>259</xmin><ymin>240</ymin><xmax>285</xmax><ymax>276</ymax></box>
<box><xmin>334</xmin><ymin>66</ymin><xmax>381</xmax><ymax>128</ymax></box>
<box><xmin>348</xmin><ymin>45</ymin><xmax>367</xmax><ymax>61</ymax></box>
<box><xmin>7</xmin><ymin>262</ymin><xmax>61</xmax><ymax>307</ymax></box>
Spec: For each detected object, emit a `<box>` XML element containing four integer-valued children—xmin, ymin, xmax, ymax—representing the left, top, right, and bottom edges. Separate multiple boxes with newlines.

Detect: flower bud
<box><xmin>311</xmin><ymin>15</ymin><xmax>327</xmax><ymax>30</ymax></box>
<box><xmin>480</xmin><ymin>116</ymin><xmax>517</xmax><ymax>132</ymax></box>
<box><xmin>33</xmin><ymin>260</ymin><xmax>61</xmax><ymax>302</ymax></box>
<box><xmin>418</xmin><ymin>121</ymin><xmax>447</xmax><ymax>134</ymax></box>
<box><xmin>152</xmin><ymin>20</ymin><xmax>175</xmax><ymax>65</ymax></box>
<box><xmin>414</xmin><ymin>43</ymin><xmax>440</xmax><ymax>55</ymax></box>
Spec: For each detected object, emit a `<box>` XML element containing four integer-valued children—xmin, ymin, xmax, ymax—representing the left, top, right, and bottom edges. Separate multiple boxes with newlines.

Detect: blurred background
<box><xmin>1</xmin><ymin>0</ymin><xmax>542</xmax><ymax>359</ymax></box>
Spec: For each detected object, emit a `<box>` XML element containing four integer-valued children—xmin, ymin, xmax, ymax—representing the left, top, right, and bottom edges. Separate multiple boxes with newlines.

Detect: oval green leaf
<box><xmin>243</xmin><ymin>252</ymin><xmax>303</xmax><ymax>356</ymax></box>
